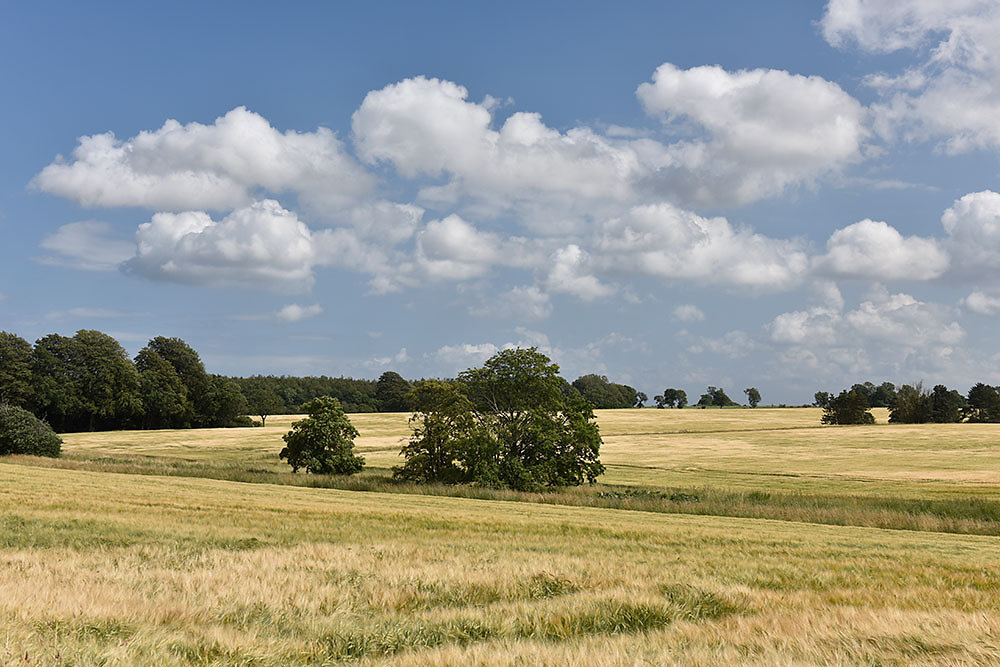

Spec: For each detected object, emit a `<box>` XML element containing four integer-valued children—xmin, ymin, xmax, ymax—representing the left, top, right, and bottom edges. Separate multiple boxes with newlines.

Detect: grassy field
<box><xmin>2</xmin><ymin>408</ymin><xmax>999</xmax><ymax>664</ymax></box>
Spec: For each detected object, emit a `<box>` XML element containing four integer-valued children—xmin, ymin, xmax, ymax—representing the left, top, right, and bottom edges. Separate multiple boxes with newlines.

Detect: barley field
<box><xmin>2</xmin><ymin>408</ymin><xmax>999</xmax><ymax>664</ymax></box>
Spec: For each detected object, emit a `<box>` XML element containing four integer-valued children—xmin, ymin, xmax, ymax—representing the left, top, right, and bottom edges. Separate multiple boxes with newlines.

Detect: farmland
<box><xmin>2</xmin><ymin>408</ymin><xmax>999</xmax><ymax>664</ymax></box>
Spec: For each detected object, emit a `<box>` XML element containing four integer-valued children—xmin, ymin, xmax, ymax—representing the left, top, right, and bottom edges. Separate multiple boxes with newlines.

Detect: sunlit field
<box><xmin>3</xmin><ymin>408</ymin><xmax>1000</xmax><ymax>664</ymax></box>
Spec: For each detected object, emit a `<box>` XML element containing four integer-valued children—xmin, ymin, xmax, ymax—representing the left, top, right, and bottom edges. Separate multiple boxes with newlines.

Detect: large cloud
<box><xmin>33</xmin><ymin>107</ymin><xmax>374</xmax><ymax>214</ymax></box>
<box><xmin>352</xmin><ymin>76</ymin><xmax>644</xmax><ymax>224</ymax></box>
<box><xmin>770</xmin><ymin>286</ymin><xmax>964</xmax><ymax>347</ymax></box>
<box><xmin>814</xmin><ymin>218</ymin><xmax>948</xmax><ymax>280</ymax></box>
<box><xmin>941</xmin><ymin>190</ymin><xmax>1000</xmax><ymax>278</ymax></box>
<box><xmin>823</xmin><ymin>0</ymin><xmax>1000</xmax><ymax>152</ymax></box>
<box><xmin>125</xmin><ymin>199</ymin><xmax>316</xmax><ymax>289</ymax></box>
<box><xmin>593</xmin><ymin>203</ymin><xmax>810</xmax><ymax>289</ymax></box>
<box><xmin>637</xmin><ymin>63</ymin><xmax>868</xmax><ymax>204</ymax></box>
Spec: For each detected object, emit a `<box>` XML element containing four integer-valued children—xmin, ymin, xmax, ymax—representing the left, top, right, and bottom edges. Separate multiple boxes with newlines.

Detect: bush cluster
<box><xmin>0</xmin><ymin>403</ymin><xmax>62</xmax><ymax>457</ymax></box>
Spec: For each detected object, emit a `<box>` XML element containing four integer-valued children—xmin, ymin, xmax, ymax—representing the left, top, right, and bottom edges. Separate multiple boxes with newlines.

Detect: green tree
<box><xmin>813</xmin><ymin>391</ymin><xmax>831</xmax><ymax>408</ymax></box>
<box><xmin>375</xmin><ymin>371</ymin><xmax>413</xmax><ymax>412</ymax></box>
<box><xmin>744</xmin><ymin>387</ymin><xmax>761</xmax><ymax>408</ymax></box>
<box><xmin>135</xmin><ymin>347</ymin><xmax>190</xmax><ymax>429</ymax></box>
<box><xmin>888</xmin><ymin>383</ymin><xmax>932</xmax><ymax>424</ymax></box>
<box><xmin>30</xmin><ymin>333</ymin><xmax>84</xmax><ymax>431</ymax></box>
<box><xmin>821</xmin><ymin>389</ymin><xmax>875</xmax><ymax>425</ymax></box>
<box><xmin>929</xmin><ymin>384</ymin><xmax>964</xmax><ymax>423</ymax></box>
<box><xmin>634</xmin><ymin>391</ymin><xmax>647</xmax><ymax>408</ymax></box>
<box><xmin>72</xmin><ymin>330</ymin><xmax>142</xmax><ymax>430</ymax></box>
<box><xmin>279</xmin><ymin>396</ymin><xmax>364</xmax><ymax>474</ymax></box>
<box><xmin>202</xmin><ymin>375</ymin><xmax>249</xmax><ymax>427</ymax></box>
<box><xmin>966</xmin><ymin>383</ymin><xmax>1000</xmax><ymax>423</ymax></box>
<box><xmin>145</xmin><ymin>337</ymin><xmax>210</xmax><ymax>426</ymax></box>
<box><xmin>571</xmin><ymin>374</ymin><xmax>637</xmax><ymax>409</ymax></box>
<box><xmin>697</xmin><ymin>386</ymin><xmax>737</xmax><ymax>408</ymax></box>
<box><xmin>0</xmin><ymin>332</ymin><xmax>33</xmax><ymax>407</ymax></box>
<box><xmin>243</xmin><ymin>378</ymin><xmax>284</xmax><ymax>426</ymax></box>
<box><xmin>455</xmin><ymin>348</ymin><xmax>604</xmax><ymax>490</ymax></box>
<box><xmin>0</xmin><ymin>403</ymin><xmax>62</xmax><ymax>457</ymax></box>
<box><xmin>655</xmin><ymin>388</ymin><xmax>688</xmax><ymax>409</ymax></box>
<box><xmin>393</xmin><ymin>380</ymin><xmax>474</xmax><ymax>483</ymax></box>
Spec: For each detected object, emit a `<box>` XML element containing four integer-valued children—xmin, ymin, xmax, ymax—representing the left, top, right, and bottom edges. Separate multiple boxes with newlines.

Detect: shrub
<box><xmin>0</xmin><ymin>403</ymin><xmax>62</xmax><ymax>457</ymax></box>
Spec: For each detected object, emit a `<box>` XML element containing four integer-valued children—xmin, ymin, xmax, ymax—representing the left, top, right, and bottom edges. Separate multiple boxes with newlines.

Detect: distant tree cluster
<box><xmin>696</xmin><ymin>386</ymin><xmax>740</xmax><ymax>408</ymax></box>
<box><xmin>394</xmin><ymin>348</ymin><xmax>605</xmax><ymax>491</ymax></box>
<box><xmin>818</xmin><ymin>380</ymin><xmax>1000</xmax><ymax>425</ymax></box>
<box><xmin>653</xmin><ymin>388</ymin><xmax>688</xmax><ymax>409</ymax></box>
<box><xmin>569</xmin><ymin>374</ymin><xmax>639</xmax><ymax>409</ymax></box>
<box><xmin>0</xmin><ymin>330</ymin><xmax>247</xmax><ymax>432</ymax></box>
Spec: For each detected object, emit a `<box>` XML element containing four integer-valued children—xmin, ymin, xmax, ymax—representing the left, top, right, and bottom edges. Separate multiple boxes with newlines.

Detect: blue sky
<box><xmin>3</xmin><ymin>0</ymin><xmax>1000</xmax><ymax>404</ymax></box>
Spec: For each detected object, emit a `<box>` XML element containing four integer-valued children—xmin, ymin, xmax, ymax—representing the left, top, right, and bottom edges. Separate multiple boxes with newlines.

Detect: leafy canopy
<box><xmin>279</xmin><ymin>396</ymin><xmax>364</xmax><ymax>474</ymax></box>
<box><xmin>396</xmin><ymin>347</ymin><xmax>605</xmax><ymax>490</ymax></box>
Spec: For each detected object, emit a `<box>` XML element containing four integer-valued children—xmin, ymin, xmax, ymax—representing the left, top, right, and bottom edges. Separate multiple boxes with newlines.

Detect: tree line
<box><xmin>0</xmin><ymin>329</ymin><xmax>662</xmax><ymax>433</ymax></box>
<box><xmin>817</xmin><ymin>380</ymin><xmax>1000</xmax><ymax>424</ymax></box>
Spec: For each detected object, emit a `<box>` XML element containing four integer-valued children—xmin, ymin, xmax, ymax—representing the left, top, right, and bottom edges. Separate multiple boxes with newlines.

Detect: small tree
<box><xmin>821</xmin><ymin>389</ymin><xmax>875</xmax><ymax>425</ymax></box>
<box><xmin>279</xmin><ymin>396</ymin><xmax>364</xmax><ymax>474</ymax></box>
<box><xmin>744</xmin><ymin>387</ymin><xmax>761</xmax><ymax>408</ymax></box>
<box><xmin>243</xmin><ymin>380</ymin><xmax>284</xmax><ymax>426</ymax></box>
<box><xmin>634</xmin><ymin>391</ymin><xmax>648</xmax><ymax>408</ymax></box>
<box><xmin>0</xmin><ymin>403</ymin><xmax>62</xmax><ymax>457</ymax></box>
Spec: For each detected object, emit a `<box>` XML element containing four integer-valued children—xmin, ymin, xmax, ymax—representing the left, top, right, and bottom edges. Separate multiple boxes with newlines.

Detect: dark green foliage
<box><xmin>233</xmin><ymin>375</ymin><xmax>379</xmax><ymax>413</ymax></box>
<box><xmin>889</xmin><ymin>383</ymin><xmax>932</xmax><ymax>424</ymax></box>
<box><xmin>145</xmin><ymin>337</ymin><xmax>210</xmax><ymax>426</ymax></box>
<box><xmin>0</xmin><ymin>403</ymin><xmax>62</xmax><ymax>457</ymax></box>
<box><xmin>966</xmin><ymin>383</ymin><xmax>1000</xmax><ymax>422</ymax></box>
<box><xmin>375</xmin><ymin>371</ymin><xmax>413</xmax><ymax>412</ymax></box>
<box><xmin>634</xmin><ymin>391</ymin><xmax>647</xmax><ymax>408</ymax></box>
<box><xmin>279</xmin><ymin>396</ymin><xmax>364</xmax><ymax>474</ymax></box>
<box><xmin>571</xmin><ymin>374</ymin><xmax>638</xmax><ymax>409</ymax></box>
<box><xmin>242</xmin><ymin>378</ymin><xmax>284</xmax><ymax>427</ymax></box>
<box><xmin>401</xmin><ymin>348</ymin><xmax>605</xmax><ymax>490</ymax></box>
<box><xmin>821</xmin><ymin>389</ymin><xmax>875</xmax><ymax>425</ymax></box>
<box><xmin>394</xmin><ymin>380</ymin><xmax>473</xmax><ymax>484</ymax></box>
<box><xmin>813</xmin><ymin>391</ymin><xmax>831</xmax><ymax>408</ymax></box>
<box><xmin>744</xmin><ymin>387</ymin><xmax>761</xmax><ymax>408</ymax></box>
<box><xmin>135</xmin><ymin>347</ymin><xmax>191</xmax><ymax>429</ymax></box>
<box><xmin>202</xmin><ymin>375</ymin><xmax>250</xmax><ymax>427</ymax></box>
<box><xmin>0</xmin><ymin>332</ymin><xmax>32</xmax><ymax>407</ymax></box>
<box><xmin>930</xmin><ymin>384</ymin><xmax>965</xmax><ymax>423</ymax></box>
<box><xmin>696</xmin><ymin>386</ymin><xmax>738</xmax><ymax>408</ymax></box>
<box><xmin>847</xmin><ymin>381</ymin><xmax>896</xmax><ymax>408</ymax></box>
<box><xmin>654</xmin><ymin>388</ymin><xmax>687</xmax><ymax>409</ymax></box>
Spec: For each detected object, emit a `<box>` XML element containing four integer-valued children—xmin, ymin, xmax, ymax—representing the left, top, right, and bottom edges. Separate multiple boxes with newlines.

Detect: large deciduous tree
<box><xmin>399</xmin><ymin>348</ymin><xmax>605</xmax><ymax>490</ymax></box>
<box><xmin>744</xmin><ymin>387</ymin><xmax>761</xmax><ymax>408</ymax></box>
<box><xmin>145</xmin><ymin>336</ymin><xmax>210</xmax><ymax>426</ymax></box>
<box><xmin>279</xmin><ymin>396</ymin><xmax>364</xmax><ymax>474</ymax></box>
<box><xmin>135</xmin><ymin>346</ymin><xmax>190</xmax><ymax>429</ymax></box>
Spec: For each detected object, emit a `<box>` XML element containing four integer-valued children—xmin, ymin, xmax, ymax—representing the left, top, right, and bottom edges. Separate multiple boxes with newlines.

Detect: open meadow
<box><xmin>2</xmin><ymin>408</ymin><xmax>999</xmax><ymax>664</ymax></box>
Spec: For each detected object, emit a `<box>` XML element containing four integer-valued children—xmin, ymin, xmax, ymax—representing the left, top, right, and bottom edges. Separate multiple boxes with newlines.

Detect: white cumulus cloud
<box><xmin>672</xmin><ymin>304</ymin><xmax>706</xmax><ymax>322</ymax></box>
<box><xmin>33</xmin><ymin>107</ymin><xmax>374</xmax><ymax>214</ymax></box>
<box><xmin>815</xmin><ymin>218</ymin><xmax>948</xmax><ymax>280</ymax></box>
<box><xmin>963</xmin><ymin>290</ymin><xmax>1000</xmax><ymax>315</ymax></box>
<box><xmin>637</xmin><ymin>63</ymin><xmax>868</xmax><ymax>205</ymax></box>
<box><xmin>125</xmin><ymin>199</ymin><xmax>316</xmax><ymax>289</ymax></box>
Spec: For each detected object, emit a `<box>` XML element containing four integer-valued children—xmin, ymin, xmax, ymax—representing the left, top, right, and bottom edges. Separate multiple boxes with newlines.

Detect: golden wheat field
<box><xmin>2</xmin><ymin>408</ymin><xmax>1000</xmax><ymax>665</ymax></box>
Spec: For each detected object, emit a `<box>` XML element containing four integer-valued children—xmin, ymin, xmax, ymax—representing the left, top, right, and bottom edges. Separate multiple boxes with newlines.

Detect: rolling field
<box><xmin>2</xmin><ymin>408</ymin><xmax>999</xmax><ymax>664</ymax></box>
